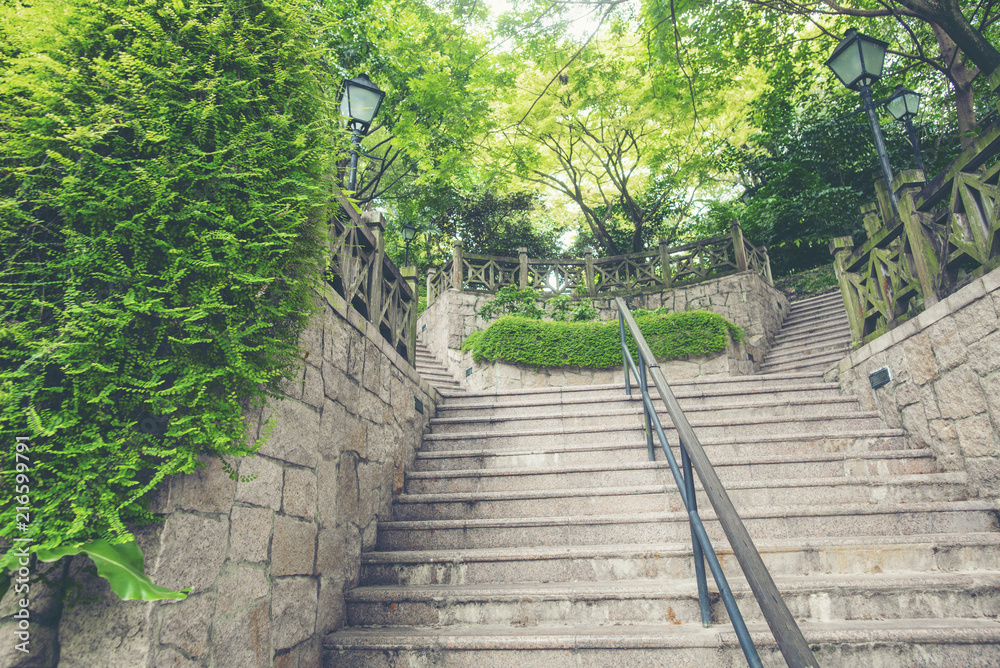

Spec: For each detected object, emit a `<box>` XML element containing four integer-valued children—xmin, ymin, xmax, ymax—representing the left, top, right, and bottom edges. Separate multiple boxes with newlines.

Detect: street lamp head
<box><xmin>825</xmin><ymin>28</ymin><xmax>890</xmax><ymax>91</ymax></box>
<box><xmin>340</xmin><ymin>74</ymin><xmax>386</xmax><ymax>133</ymax></box>
<box><xmin>886</xmin><ymin>84</ymin><xmax>921</xmax><ymax>121</ymax></box>
<box><xmin>401</xmin><ymin>221</ymin><xmax>417</xmax><ymax>242</ymax></box>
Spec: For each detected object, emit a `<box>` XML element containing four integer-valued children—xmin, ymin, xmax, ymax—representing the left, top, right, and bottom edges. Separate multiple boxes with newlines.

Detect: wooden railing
<box><xmin>830</xmin><ymin>69</ymin><xmax>1000</xmax><ymax>345</ymax></box>
<box><xmin>326</xmin><ymin>193</ymin><xmax>418</xmax><ymax>364</ymax></box>
<box><xmin>425</xmin><ymin>219</ymin><xmax>771</xmax><ymax>306</ymax></box>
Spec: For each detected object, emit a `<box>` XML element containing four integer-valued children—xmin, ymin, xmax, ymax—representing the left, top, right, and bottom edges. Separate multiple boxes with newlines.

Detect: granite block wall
<box><xmin>828</xmin><ymin>266</ymin><xmax>1000</xmax><ymax>499</ymax></box>
<box><xmin>0</xmin><ymin>281</ymin><xmax>437</xmax><ymax>668</ymax></box>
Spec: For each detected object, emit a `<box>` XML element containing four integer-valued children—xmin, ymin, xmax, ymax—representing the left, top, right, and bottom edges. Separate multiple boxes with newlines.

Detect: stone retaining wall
<box><xmin>827</xmin><ymin>266</ymin><xmax>1000</xmax><ymax>499</ymax></box>
<box><xmin>417</xmin><ymin>271</ymin><xmax>788</xmax><ymax>388</ymax></box>
<box><xmin>462</xmin><ymin>339</ymin><xmax>752</xmax><ymax>393</ymax></box>
<box><xmin>0</xmin><ymin>281</ymin><xmax>437</xmax><ymax>668</ymax></box>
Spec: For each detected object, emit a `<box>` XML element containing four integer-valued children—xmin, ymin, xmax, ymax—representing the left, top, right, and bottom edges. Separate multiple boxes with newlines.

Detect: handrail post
<box><xmin>367</xmin><ymin>213</ymin><xmax>385</xmax><ymax>324</ymax></box>
<box><xmin>402</xmin><ymin>266</ymin><xmax>418</xmax><ymax>366</ymax></box>
<box><xmin>638</xmin><ymin>354</ymin><xmax>654</xmax><ymax>461</ymax></box>
<box><xmin>682</xmin><ymin>444</ymin><xmax>711</xmax><ymax>626</ymax></box>
<box><xmin>619</xmin><ymin>312</ymin><xmax>630</xmax><ymax>396</ymax></box>
<box><xmin>452</xmin><ymin>241</ymin><xmax>464</xmax><ymax>291</ymax></box>
<box><xmin>829</xmin><ymin>237</ymin><xmax>862</xmax><ymax>343</ymax></box>
<box><xmin>519</xmin><ymin>247</ymin><xmax>529</xmax><ymax>290</ymax></box>
<box><xmin>426</xmin><ymin>268</ymin><xmax>437</xmax><ymax>306</ymax></box>
<box><xmin>658</xmin><ymin>238</ymin><xmax>672</xmax><ymax>287</ymax></box>
<box><xmin>730</xmin><ymin>220</ymin><xmax>748</xmax><ymax>272</ymax></box>
<box><xmin>761</xmin><ymin>246</ymin><xmax>773</xmax><ymax>285</ymax></box>
<box><xmin>584</xmin><ymin>250</ymin><xmax>596</xmax><ymax>296</ymax></box>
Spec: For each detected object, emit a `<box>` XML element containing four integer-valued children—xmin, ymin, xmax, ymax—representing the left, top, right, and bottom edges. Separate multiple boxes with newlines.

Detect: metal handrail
<box><xmin>616</xmin><ymin>297</ymin><xmax>819</xmax><ymax>668</ymax></box>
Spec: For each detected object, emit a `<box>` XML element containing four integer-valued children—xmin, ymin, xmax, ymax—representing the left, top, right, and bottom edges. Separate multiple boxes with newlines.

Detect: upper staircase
<box><xmin>324</xmin><ymin>291</ymin><xmax>1000</xmax><ymax>666</ymax></box>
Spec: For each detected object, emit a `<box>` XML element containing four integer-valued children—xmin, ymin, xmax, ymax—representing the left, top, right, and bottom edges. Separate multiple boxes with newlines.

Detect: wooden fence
<box><xmin>326</xmin><ymin>193</ymin><xmax>418</xmax><ymax>364</ymax></box>
<box><xmin>426</xmin><ymin>219</ymin><xmax>772</xmax><ymax>306</ymax></box>
<box><xmin>830</xmin><ymin>70</ymin><xmax>1000</xmax><ymax>345</ymax></box>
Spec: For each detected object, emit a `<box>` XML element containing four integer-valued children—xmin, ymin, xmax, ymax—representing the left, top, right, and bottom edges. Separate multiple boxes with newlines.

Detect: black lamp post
<box><xmin>826</xmin><ymin>29</ymin><xmax>898</xmax><ymax>216</ymax></box>
<box><xmin>340</xmin><ymin>74</ymin><xmax>386</xmax><ymax>192</ymax></box>
<box><xmin>401</xmin><ymin>221</ymin><xmax>417</xmax><ymax>266</ymax></box>
<box><xmin>886</xmin><ymin>84</ymin><xmax>925</xmax><ymax>173</ymax></box>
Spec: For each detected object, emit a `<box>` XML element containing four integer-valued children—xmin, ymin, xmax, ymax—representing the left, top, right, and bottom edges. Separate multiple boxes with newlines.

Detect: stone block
<box><xmin>362</xmin><ymin>339</ymin><xmax>381</xmax><ymax>394</ymax></box>
<box><xmin>318</xmin><ymin>398</ymin><xmax>346</xmax><ymax>462</ymax></box>
<box><xmin>968</xmin><ymin>331</ymin><xmax>1000</xmax><ymax>377</ymax></box>
<box><xmin>317</xmin><ymin>578</ymin><xmax>346</xmax><ymax>635</ymax></box>
<box><xmin>337</xmin><ymin>453</ymin><xmax>360</xmax><ymax>527</ymax></box>
<box><xmin>272</xmin><ymin>515</ymin><xmax>317</xmax><ymax>576</ymax></box>
<box><xmin>213</xmin><ymin>600</ymin><xmax>270</xmax><ymax>668</ymax></box>
<box><xmin>953</xmin><ymin>296</ymin><xmax>999</xmax><ymax>345</ymax></box>
<box><xmin>159</xmin><ymin>592</ymin><xmax>214</xmax><ymax>658</ymax></box>
<box><xmin>257</xmin><ymin>399</ymin><xmax>320</xmax><ymax>468</ymax></box>
<box><xmin>983</xmin><ymin>372</ymin><xmax>1000</xmax><ymax>431</ymax></box>
<box><xmin>298</xmin><ymin>321</ymin><xmax>323</xmax><ymax>368</ymax></box>
<box><xmin>156</xmin><ymin>513</ymin><xmax>228</xmax><ymax>593</ymax></box>
<box><xmin>216</xmin><ymin>564</ymin><xmax>269</xmax><ymax>618</ymax></box>
<box><xmin>965</xmin><ymin>457</ymin><xmax>1000</xmax><ymax>500</ymax></box>
<box><xmin>901</xmin><ymin>332</ymin><xmax>937</xmax><ymax>385</ymax></box>
<box><xmin>282</xmin><ymin>467</ymin><xmax>317</xmax><ymax>521</ymax></box>
<box><xmin>929</xmin><ymin>321</ymin><xmax>967</xmax><ymax>372</ymax></box>
<box><xmin>302</xmin><ymin>364</ymin><xmax>324</xmax><ymax>409</ymax></box>
<box><xmin>347</xmin><ymin>331</ymin><xmax>365</xmax><ymax>381</ymax></box>
<box><xmin>934</xmin><ymin>367</ymin><xmax>987</xmax><ymax>419</ymax></box>
<box><xmin>894</xmin><ymin>381</ymin><xmax>921</xmax><ymax>408</ymax></box>
<box><xmin>179</xmin><ymin>455</ymin><xmax>235</xmax><ymax>513</ymax></box>
<box><xmin>278</xmin><ymin>363</ymin><xmax>305</xmax><ymax>401</ymax></box>
<box><xmin>323</xmin><ymin>310</ymin><xmax>349</xmax><ymax>366</ymax></box>
<box><xmin>662</xmin><ymin>360</ymin><xmax>700</xmax><ymax>380</ymax></box>
<box><xmin>929</xmin><ymin>419</ymin><xmax>962</xmax><ymax>461</ymax></box>
<box><xmin>955</xmin><ymin>414</ymin><xmax>998</xmax><ymax>458</ymax></box>
<box><xmin>358</xmin><ymin>389</ymin><xmax>385</xmax><ymax>425</ymax></box>
<box><xmin>272</xmin><ymin>577</ymin><xmax>318</xmax><ymax>651</ymax></box>
<box><xmin>0</xmin><ymin>621</ymin><xmax>57</xmax><ymax>667</ymax></box>
<box><xmin>315</xmin><ymin>457</ymin><xmax>339</xmax><ymax>529</ymax></box>
<box><xmin>155</xmin><ymin>647</ymin><xmax>201</xmax><ymax>668</ymax></box>
<box><xmin>235</xmin><ymin>455</ymin><xmax>283</xmax><ymax>511</ymax></box>
<box><xmin>229</xmin><ymin>505</ymin><xmax>273</xmax><ymax>562</ymax></box>
<box><xmin>322</xmin><ymin>362</ymin><xmax>358</xmax><ymax>414</ymax></box>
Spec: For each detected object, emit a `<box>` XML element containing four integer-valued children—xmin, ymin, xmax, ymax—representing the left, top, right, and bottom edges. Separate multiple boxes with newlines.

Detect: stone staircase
<box><xmin>759</xmin><ymin>290</ymin><xmax>852</xmax><ymax>375</ymax></box>
<box><xmin>324</xmin><ymin>293</ymin><xmax>1000</xmax><ymax>666</ymax></box>
<box><xmin>414</xmin><ymin>339</ymin><xmax>464</xmax><ymax>394</ymax></box>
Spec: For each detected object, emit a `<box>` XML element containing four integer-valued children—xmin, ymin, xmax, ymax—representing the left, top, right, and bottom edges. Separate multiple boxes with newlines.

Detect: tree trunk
<box><xmin>895</xmin><ymin>0</ymin><xmax>1000</xmax><ymax>76</ymax></box>
<box><xmin>932</xmin><ymin>23</ymin><xmax>980</xmax><ymax>148</ymax></box>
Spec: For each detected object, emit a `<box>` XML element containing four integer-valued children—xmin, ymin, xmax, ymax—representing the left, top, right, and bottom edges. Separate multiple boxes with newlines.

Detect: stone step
<box><xmin>787</xmin><ymin>290</ymin><xmax>842</xmax><ymax>307</ymax></box>
<box><xmin>344</xmin><ymin>572</ymin><xmax>1000</xmax><ymax>629</ymax></box>
<box><xmin>420</xmin><ymin>413</ymin><xmax>887</xmax><ymax>450</ymax></box>
<box><xmin>405</xmin><ymin>449</ymin><xmax>940</xmax><ymax>493</ymax></box>
<box><xmin>760</xmin><ymin>351</ymin><xmax>848</xmax><ymax>375</ymax></box>
<box><xmin>432</xmin><ymin>395</ymin><xmax>860</xmax><ymax>425</ymax></box>
<box><xmin>772</xmin><ymin>323</ymin><xmax>851</xmax><ymax>349</ymax></box>
<box><xmin>324</xmin><ymin>618</ymin><xmax>1000</xmax><ymax>667</ymax></box>
<box><xmin>435</xmin><ymin>383</ymin><xmax>848</xmax><ymax>419</ymax></box>
<box><xmin>412</xmin><ymin>431</ymin><xmax>912</xmax><ymax>471</ymax></box>
<box><xmin>438</xmin><ymin>373</ymin><xmax>837</xmax><ymax>406</ymax></box>
<box><xmin>359</xmin><ymin>532</ymin><xmax>1000</xmax><ymax>586</ymax></box>
<box><xmin>773</xmin><ymin>317</ymin><xmax>851</xmax><ymax>342</ymax></box>
<box><xmin>391</xmin><ymin>473</ymin><xmax>968</xmax><ymax>522</ymax></box>
<box><xmin>784</xmin><ymin>298</ymin><xmax>849</xmax><ymax>318</ymax></box>
<box><xmin>764</xmin><ymin>341</ymin><xmax>850</xmax><ymax>366</ymax></box>
<box><xmin>375</xmin><ymin>500</ymin><xmax>998</xmax><ymax>551</ymax></box>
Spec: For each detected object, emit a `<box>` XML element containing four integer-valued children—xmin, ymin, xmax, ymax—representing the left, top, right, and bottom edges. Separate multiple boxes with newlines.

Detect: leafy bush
<box><xmin>465</xmin><ymin>310</ymin><xmax>743</xmax><ymax>368</ymax></box>
<box><xmin>0</xmin><ymin>0</ymin><xmax>341</xmax><ymax>581</ymax></box>
<box><xmin>476</xmin><ymin>286</ymin><xmax>599</xmax><ymax>322</ymax></box>
<box><xmin>547</xmin><ymin>294</ymin><xmax>599</xmax><ymax>322</ymax></box>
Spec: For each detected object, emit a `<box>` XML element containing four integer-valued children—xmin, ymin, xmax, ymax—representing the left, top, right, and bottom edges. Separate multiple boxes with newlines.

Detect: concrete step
<box><xmin>406</xmin><ymin>449</ymin><xmax>940</xmax><ymax>493</ymax></box>
<box><xmin>412</xmin><ymin>430</ymin><xmax>912</xmax><ymax>470</ymax></box>
<box><xmin>783</xmin><ymin>300</ymin><xmax>850</xmax><ymax>322</ymax></box>
<box><xmin>432</xmin><ymin>395</ymin><xmax>861</xmax><ymax>427</ymax></box>
<box><xmin>375</xmin><ymin>500</ymin><xmax>998</xmax><ymax>551</ymax></box>
<box><xmin>435</xmin><ymin>383</ymin><xmax>848</xmax><ymax>419</ymax></box>
<box><xmin>772</xmin><ymin>323</ymin><xmax>851</xmax><ymax>348</ymax></box>
<box><xmin>344</xmin><ymin>572</ymin><xmax>1000</xmax><ymax>629</ymax></box>
<box><xmin>772</xmin><ymin>319</ymin><xmax>851</xmax><ymax>345</ymax></box>
<box><xmin>391</xmin><ymin>473</ymin><xmax>969</xmax><ymax>521</ymax></box>
<box><xmin>420</xmin><ymin>413</ymin><xmax>888</xmax><ymax>450</ymax></box>
<box><xmin>764</xmin><ymin>340</ymin><xmax>850</xmax><ymax>366</ymax></box>
<box><xmin>360</xmin><ymin>532</ymin><xmax>1000</xmax><ymax>586</ymax></box>
<box><xmin>760</xmin><ymin>351</ymin><xmax>848</xmax><ymax>375</ymax></box>
<box><xmin>324</xmin><ymin>618</ymin><xmax>1000</xmax><ymax>667</ymax></box>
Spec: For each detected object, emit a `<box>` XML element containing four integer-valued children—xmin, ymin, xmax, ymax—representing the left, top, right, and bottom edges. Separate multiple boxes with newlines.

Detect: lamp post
<box><xmin>401</xmin><ymin>221</ymin><xmax>416</xmax><ymax>266</ymax></box>
<box><xmin>826</xmin><ymin>28</ymin><xmax>898</xmax><ymax>216</ymax></box>
<box><xmin>340</xmin><ymin>74</ymin><xmax>386</xmax><ymax>192</ymax></box>
<box><xmin>886</xmin><ymin>84</ymin><xmax>925</xmax><ymax>173</ymax></box>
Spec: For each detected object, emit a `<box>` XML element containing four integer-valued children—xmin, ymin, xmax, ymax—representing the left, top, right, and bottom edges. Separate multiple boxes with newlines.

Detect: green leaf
<box><xmin>35</xmin><ymin>539</ymin><xmax>190</xmax><ymax>601</ymax></box>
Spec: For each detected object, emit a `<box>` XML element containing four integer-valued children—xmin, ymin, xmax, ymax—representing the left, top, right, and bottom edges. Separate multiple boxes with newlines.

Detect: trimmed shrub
<box><xmin>465</xmin><ymin>310</ymin><xmax>743</xmax><ymax>368</ymax></box>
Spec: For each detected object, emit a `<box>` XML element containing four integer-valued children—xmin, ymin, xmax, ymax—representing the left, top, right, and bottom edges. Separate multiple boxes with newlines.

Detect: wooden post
<box><xmin>658</xmin><ymin>238</ymin><xmax>672</xmax><ymax>287</ymax></box>
<box><xmin>860</xmin><ymin>202</ymin><xmax>882</xmax><ymax>238</ymax></box>
<box><xmin>872</xmin><ymin>171</ymin><xmax>894</xmax><ymax>226</ymax></box>
<box><xmin>829</xmin><ymin>237</ymin><xmax>861</xmax><ymax>343</ymax></box>
<box><xmin>761</xmin><ymin>246</ymin><xmax>773</xmax><ymax>285</ymax></box>
<box><xmin>894</xmin><ymin>169</ymin><xmax>939</xmax><ymax>307</ymax></box>
<box><xmin>452</xmin><ymin>241</ymin><xmax>464</xmax><ymax>290</ymax></box>
<box><xmin>367</xmin><ymin>216</ymin><xmax>384</xmax><ymax>325</ymax></box>
<box><xmin>518</xmin><ymin>247</ymin><xmax>528</xmax><ymax>290</ymax></box>
<box><xmin>730</xmin><ymin>220</ymin><xmax>748</xmax><ymax>272</ymax></box>
<box><xmin>401</xmin><ymin>266</ymin><xmax>418</xmax><ymax>367</ymax></box>
<box><xmin>584</xmin><ymin>250</ymin><xmax>596</xmax><ymax>296</ymax></box>
<box><xmin>426</xmin><ymin>267</ymin><xmax>437</xmax><ymax>305</ymax></box>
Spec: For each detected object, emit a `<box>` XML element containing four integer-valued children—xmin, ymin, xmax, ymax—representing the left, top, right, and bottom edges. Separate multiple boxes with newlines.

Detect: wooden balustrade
<box><xmin>831</xmin><ymin>68</ymin><xmax>1000</xmax><ymax>345</ymax></box>
<box><xmin>424</xmin><ymin>220</ymin><xmax>772</xmax><ymax>307</ymax></box>
<box><xmin>326</xmin><ymin>194</ymin><xmax>418</xmax><ymax>364</ymax></box>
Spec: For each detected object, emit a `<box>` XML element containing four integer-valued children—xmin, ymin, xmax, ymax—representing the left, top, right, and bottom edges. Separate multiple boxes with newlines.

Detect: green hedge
<box><xmin>0</xmin><ymin>0</ymin><xmax>342</xmax><ymax>572</ymax></box>
<box><xmin>463</xmin><ymin>310</ymin><xmax>743</xmax><ymax>368</ymax></box>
